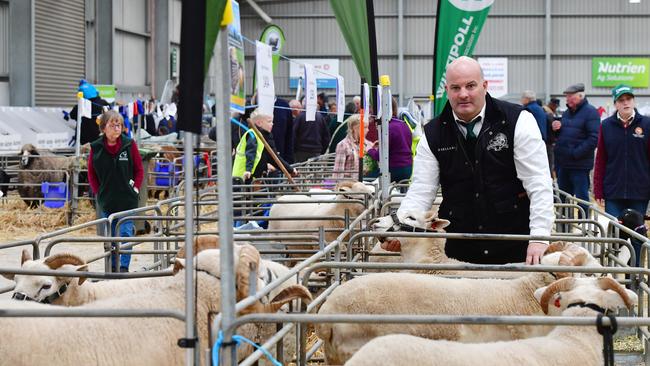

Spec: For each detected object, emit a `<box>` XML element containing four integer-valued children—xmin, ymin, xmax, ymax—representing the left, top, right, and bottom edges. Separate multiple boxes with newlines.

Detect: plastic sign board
<box><xmin>592</xmin><ymin>57</ymin><xmax>650</xmax><ymax>87</ymax></box>
<box><xmin>478</xmin><ymin>57</ymin><xmax>508</xmax><ymax>98</ymax></box>
<box><xmin>290</xmin><ymin>59</ymin><xmax>339</xmax><ymax>89</ymax></box>
<box><xmin>95</xmin><ymin>85</ymin><xmax>116</xmax><ymax>103</ymax></box>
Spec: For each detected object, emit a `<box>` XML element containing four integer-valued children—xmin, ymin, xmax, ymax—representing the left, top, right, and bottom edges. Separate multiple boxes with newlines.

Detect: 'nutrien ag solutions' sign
<box><xmin>592</xmin><ymin>57</ymin><xmax>650</xmax><ymax>88</ymax></box>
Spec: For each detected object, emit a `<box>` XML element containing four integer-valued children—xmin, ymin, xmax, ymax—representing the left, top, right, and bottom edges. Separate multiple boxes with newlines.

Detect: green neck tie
<box><xmin>463</xmin><ymin>116</ymin><xmax>481</xmax><ymax>140</ymax></box>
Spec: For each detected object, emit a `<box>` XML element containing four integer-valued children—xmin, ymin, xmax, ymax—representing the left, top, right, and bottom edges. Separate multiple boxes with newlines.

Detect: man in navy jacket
<box><xmin>552</xmin><ymin>83</ymin><xmax>600</xmax><ymax>216</ymax></box>
<box><xmin>594</xmin><ymin>84</ymin><xmax>650</xmax><ymax>217</ymax></box>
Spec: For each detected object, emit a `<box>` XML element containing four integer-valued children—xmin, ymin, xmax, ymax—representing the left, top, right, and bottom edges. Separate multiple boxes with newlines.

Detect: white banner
<box><xmin>0</xmin><ymin>134</ymin><xmax>22</xmax><ymax>153</ymax></box>
<box><xmin>255</xmin><ymin>41</ymin><xmax>276</xmax><ymax>115</ymax></box>
<box><xmin>363</xmin><ymin>83</ymin><xmax>370</xmax><ymax>126</ymax></box>
<box><xmin>336</xmin><ymin>75</ymin><xmax>345</xmax><ymax>123</ymax></box>
<box><xmin>375</xmin><ymin>85</ymin><xmax>383</xmax><ymax>120</ymax></box>
<box><xmin>36</xmin><ymin>132</ymin><xmax>69</xmax><ymax>149</ymax></box>
<box><xmin>304</xmin><ymin>64</ymin><xmax>317</xmax><ymax>121</ymax></box>
<box><xmin>478</xmin><ymin>57</ymin><xmax>508</xmax><ymax>98</ymax></box>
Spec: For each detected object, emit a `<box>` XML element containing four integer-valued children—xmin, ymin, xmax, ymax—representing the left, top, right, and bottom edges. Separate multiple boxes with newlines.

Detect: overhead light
<box><xmin>630</xmin><ymin>0</ymin><xmax>641</xmax><ymax>3</ymax></box>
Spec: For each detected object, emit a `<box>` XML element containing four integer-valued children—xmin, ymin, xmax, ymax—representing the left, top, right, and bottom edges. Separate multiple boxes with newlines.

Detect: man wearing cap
<box><xmin>594</xmin><ymin>84</ymin><xmax>650</xmax><ymax>220</ymax></box>
<box><xmin>552</xmin><ymin>83</ymin><xmax>600</xmax><ymax>215</ymax></box>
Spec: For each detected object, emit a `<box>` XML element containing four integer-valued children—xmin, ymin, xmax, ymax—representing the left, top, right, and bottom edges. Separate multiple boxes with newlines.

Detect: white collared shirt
<box><xmin>452</xmin><ymin>104</ymin><xmax>486</xmax><ymax>139</ymax></box>
<box><xmin>398</xmin><ymin>106</ymin><xmax>554</xmax><ymax>240</ymax></box>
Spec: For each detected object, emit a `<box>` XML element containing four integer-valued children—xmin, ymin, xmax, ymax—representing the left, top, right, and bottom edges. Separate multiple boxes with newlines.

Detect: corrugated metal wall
<box><xmin>114</xmin><ymin>0</ymin><xmax>149</xmax><ymax>91</ymax></box>
<box><xmin>239</xmin><ymin>0</ymin><xmax>650</xmax><ymax>109</ymax></box>
<box><xmin>34</xmin><ymin>0</ymin><xmax>85</xmax><ymax>107</ymax></box>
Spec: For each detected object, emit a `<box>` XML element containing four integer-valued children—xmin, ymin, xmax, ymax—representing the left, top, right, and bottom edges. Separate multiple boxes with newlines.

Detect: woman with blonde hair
<box><xmin>333</xmin><ymin>114</ymin><xmax>370</xmax><ymax>179</ymax></box>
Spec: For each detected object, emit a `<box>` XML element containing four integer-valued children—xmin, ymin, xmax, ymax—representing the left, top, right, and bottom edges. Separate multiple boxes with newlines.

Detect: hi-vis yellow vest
<box><xmin>232</xmin><ymin>130</ymin><xmax>263</xmax><ymax>178</ymax></box>
<box><xmin>402</xmin><ymin>119</ymin><xmax>420</xmax><ymax>157</ymax></box>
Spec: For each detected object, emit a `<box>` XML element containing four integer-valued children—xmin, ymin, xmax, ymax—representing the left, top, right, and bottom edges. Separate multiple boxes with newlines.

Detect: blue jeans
<box><xmin>102</xmin><ymin>211</ymin><xmax>135</xmax><ymax>271</ymax></box>
<box><xmin>605</xmin><ymin>199</ymin><xmax>649</xmax><ymax>267</ymax></box>
<box><xmin>557</xmin><ymin>168</ymin><xmax>591</xmax><ymax>218</ymax></box>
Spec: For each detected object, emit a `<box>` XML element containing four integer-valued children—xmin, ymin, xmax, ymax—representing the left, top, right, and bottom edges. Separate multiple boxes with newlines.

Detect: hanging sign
<box><xmin>304</xmin><ymin>64</ymin><xmax>317</xmax><ymax>121</ymax></box>
<box><xmin>336</xmin><ymin>75</ymin><xmax>345</xmax><ymax>122</ymax></box>
<box><xmin>255</xmin><ymin>41</ymin><xmax>276</xmax><ymax>115</ymax></box>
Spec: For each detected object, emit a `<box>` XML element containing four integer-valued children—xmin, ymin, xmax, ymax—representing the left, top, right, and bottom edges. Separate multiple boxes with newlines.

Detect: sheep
<box><xmin>173</xmin><ymin>235</ymin><xmax>300</xmax><ymax>302</ymax></box>
<box><xmin>7</xmin><ymin>235</ymin><xmax>295</xmax><ymax>307</ymax></box>
<box><xmin>0</xmin><ymin>245</ymin><xmax>312</xmax><ymax>365</ymax></box>
<box><xmin>369</xmin><ymin>209</ymin><xmax>599</xmax><ymax>278</ymax></box>
<box><xmin>345</xmin><ymin>276</ymin><xmax>637</xmax><ymax>366</ymax></box>
<box><xmin>267</xmin><ymin>181</ymin><xmax>373</xmax><ymax>264</ymax></box>
<box><xmin>6</xmin><ymin>250</ymin><xmax>178</xmax><ymax>306</ymax></box>
<box><xmin>17</xmin><ymin>143</ymin><xmax>71</xmax><ymax>208</ymax></box>
<box><xmin>315</xmin><ymin>244</ymin><xmax>603</xmax><ymax>365</ymax></box>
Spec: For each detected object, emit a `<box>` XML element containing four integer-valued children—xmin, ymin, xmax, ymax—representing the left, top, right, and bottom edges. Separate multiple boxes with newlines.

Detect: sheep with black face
<box><xmin>17</xmin><ymin>144</ymin><xmax>69</xmax><ymax>208</ymax></box>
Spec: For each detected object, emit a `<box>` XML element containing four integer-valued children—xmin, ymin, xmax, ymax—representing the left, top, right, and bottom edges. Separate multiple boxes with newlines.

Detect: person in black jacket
<box><xmin>594</xmin><ymin>84</ymin><xmax>650</xmax><ymax>219</ymax></box>
<box><xmin>66</xmin><ymin>80</ymin><xmax>110</xmax><ymax>145</ymax></box>
<box><xmin>292</xmin><ymin>99</ymin><xmax>331</xmax><ymax>163</ymax></box>
<box><xmin>388</xmin><ymin>56</ymin><xmax>554</xmax><ymax>265</ymax></box>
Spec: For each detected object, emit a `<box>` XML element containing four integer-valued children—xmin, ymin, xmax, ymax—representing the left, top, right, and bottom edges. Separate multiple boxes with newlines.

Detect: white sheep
<box><xmin>315</xmin><ymin>244</ymin><xmax>603</xmax><ymax>365</ymax></box>
<box><xmin>0</xmin><ymin>245</ymin><xmax>312</xmax><ymax>365</ymax></box>
<box><xmin>6</xmin><ymin>250</ymin><xmax>175</xmax><ymax>306</ymax></box>
<box><xmin>369</xmin><ymin>209</ymin><xmax>598</xmax><ymax>278</ymax></box>
<box><xmin>7</xmin><ymin>236</ymin><xmax>300</xmax><ymax>307</ymax></box>
<box><xmin>345</xmin><ymin>276</ymin><xmax>637</xmax><ymax>366</ymax></box>
<box><xmin>267</xmin><ymin>181</ymin><xmax>373</xmax><ymax>263</ymax></box>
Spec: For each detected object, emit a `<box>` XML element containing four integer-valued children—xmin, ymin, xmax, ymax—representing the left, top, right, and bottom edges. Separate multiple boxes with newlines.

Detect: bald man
<box><xmin>389</xmin><ymin>56</ymin><xmax>554</xmax><ymax>265</ymax></box>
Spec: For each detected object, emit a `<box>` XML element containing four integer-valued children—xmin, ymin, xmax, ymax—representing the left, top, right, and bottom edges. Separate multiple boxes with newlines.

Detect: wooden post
<box><xmin>247</xmin><ymin>122</ymin><xmax>296</xmax><ymax>185</ymax></box>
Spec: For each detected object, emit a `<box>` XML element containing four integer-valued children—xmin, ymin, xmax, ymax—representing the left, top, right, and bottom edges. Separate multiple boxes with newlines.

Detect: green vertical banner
<box><xmin>330</xmin><ymin>0</ymin><xmax>379</xmax><ymax>104</ymax></box>
<box><xmin>204</xmin><ymin>0</ymin><xmax>228</xmax><ymax>74</ymax></box>
<box><xmin>432</xmin><ymin>0</ymin><xmax>493</xmax><ymax>116</ymax></box>
<box><xmin>253</xmin><ymin>24</ymin><xmax>286</xmax><ymax>90</ymax></box>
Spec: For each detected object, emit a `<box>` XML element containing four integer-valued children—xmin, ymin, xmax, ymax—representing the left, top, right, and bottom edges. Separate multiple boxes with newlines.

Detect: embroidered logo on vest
<box><xmin>437</xmin><ymin>146</ymin><xmax>457</xmax><ymax>152</ymax></box>
<box><xmin>634</xmin><ymin>127</ymin><xmax>645</xmax><ymax>138</ymax></box>
<box><xmin>119</xmin><ymin>151</ymin><xmax>128</xmax><ymax>161</ymax></box>
<box><xmin>486</xmin><ymin>133</ymin><xmax>509</xmax><ymax>152</ymax></box>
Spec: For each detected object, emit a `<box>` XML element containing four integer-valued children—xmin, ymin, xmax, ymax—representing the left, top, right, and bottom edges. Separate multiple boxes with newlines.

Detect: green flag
<box><xmin>330</xmin><ymin>0</ymin><xmax>378</xmax><ymax>103</ymax></box>
<box><xmin>204</xmin><ymin>0</ymin><xmax>228</xmax><ymax>74</ymax></box>
<box><xmin>433</xmin><ymin>0</ymin><xmax>493</xmax><ymax>116</ymax></box>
